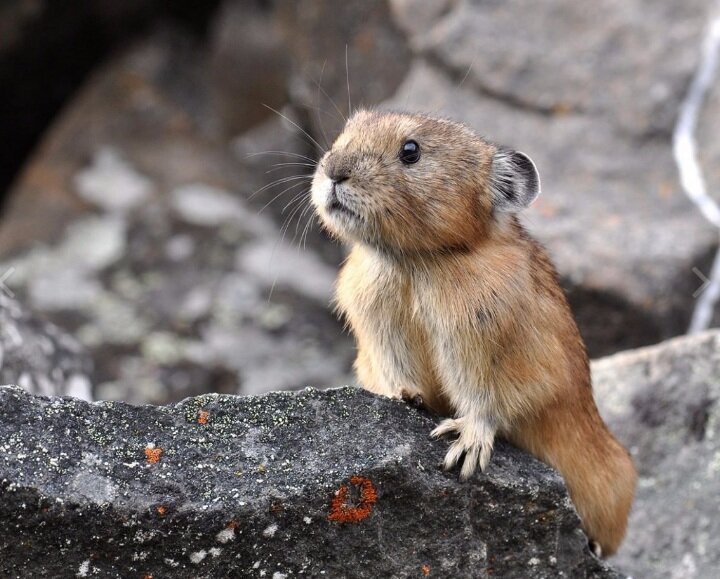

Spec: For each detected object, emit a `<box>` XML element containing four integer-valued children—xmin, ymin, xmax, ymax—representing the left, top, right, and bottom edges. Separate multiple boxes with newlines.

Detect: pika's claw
<box><xmin>430</xmin><ymin>417</ymin><xmax>460</xmax><ymax>439</ymax></box>
<box><xmin>589</xmin><ymin>540</ymin><xmax>603</xmax><ymax>558</ymax></box>
<box><xmin>431</xmin><ymin>416</ymin><xmax>496</xmax><ymax>480</ymax></box>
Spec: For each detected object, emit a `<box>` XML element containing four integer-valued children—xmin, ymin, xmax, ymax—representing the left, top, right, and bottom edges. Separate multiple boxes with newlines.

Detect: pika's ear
<box><xmin>489</xmin><ymin>149</ymin><xmax>541</xmax><ymax>212</ymax></box>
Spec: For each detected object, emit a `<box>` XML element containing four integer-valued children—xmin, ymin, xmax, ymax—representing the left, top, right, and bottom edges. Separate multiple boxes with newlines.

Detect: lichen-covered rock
<box><xmin>594</xmin><ymin>330</ymin><xmax>720</xmax><ymax>578</ymax></box>
<box><xmin>0</xmin><ymin>293</ymin><xmax>91</xmax><ymax>399</ymax></box>
<box><xmin>0</xmin><ymin>385</ymin><xmax>619</xmax><ymax>578</ymax></box>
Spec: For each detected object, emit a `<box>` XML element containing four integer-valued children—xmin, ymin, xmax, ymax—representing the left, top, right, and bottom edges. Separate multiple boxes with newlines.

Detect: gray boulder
<box><xmin>0</xmin><ymin>384</ymin><xmax>620</xmax><ymax>578</ymax></box>
<box><xmin>0</xmin><ymin>293</ymin><xmax>91</xmax><ymax>399</ymax></box>
<box><xmin>594</xmin><ymin>330</ymin><xmax>720</xmax><ymax>578</ymax></box>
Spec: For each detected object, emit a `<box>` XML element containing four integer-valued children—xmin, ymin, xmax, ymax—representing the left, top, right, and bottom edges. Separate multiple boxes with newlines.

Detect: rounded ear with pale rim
<box><xmin>489</xmin><ymin>150</ymin><xmax>541</xmax><ymax>212</ymax></box>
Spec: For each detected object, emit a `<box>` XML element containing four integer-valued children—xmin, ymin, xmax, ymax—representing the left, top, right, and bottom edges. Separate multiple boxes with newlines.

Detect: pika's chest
<box><xmin>336</xmin><ymin>257</ymin><xmax>472</xmax><ymax>337</ymax></box>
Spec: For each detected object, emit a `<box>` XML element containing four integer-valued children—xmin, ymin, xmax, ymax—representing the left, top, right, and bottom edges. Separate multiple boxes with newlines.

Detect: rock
<box><xmin>593</xmin><ymin>330</ymin><xmax>720</xmax><ymax>578</ymax></box>
<box><xmin>0</xmin><ymin>385</ymin><xmax>620</xmax><ymax>578</ymax></box>
<box><xmin>0</xmin><ymin>0</ymin><xmax>222</xmax><ymax>197</ymax></box>
<box><xmin>0</xmin><ymin>31</ymin><xmax>354</xmax><ymax>405</ymax></box>
<box><xmin>207</xmin><ymin>0</ymin><xmax>289</xmax><ymax>136</ymax></box>
<box><xmin>0</xmin><ymin>293</ymin><xmax>92</xmax><ymax>399</ymax></box>
<box><xmin>379</xmin><ymin>0</ymin><xmax>720</xmax><ymax>355</ymax></box>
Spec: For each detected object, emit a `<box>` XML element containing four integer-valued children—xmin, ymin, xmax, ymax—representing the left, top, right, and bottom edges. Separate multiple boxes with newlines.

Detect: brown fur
<box><xmin>310</xmin><ymin>109</ymin><xmax>636</xmax><ymax>555</ymax></box>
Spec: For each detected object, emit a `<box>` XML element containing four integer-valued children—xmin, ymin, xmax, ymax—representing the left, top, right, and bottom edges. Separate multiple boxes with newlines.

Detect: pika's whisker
<box><xmin>294</xmin><ymin>199</ymin><xmax>314</xmax><ymax>236</ymax></box>
<box><xmin>265</xmin><ymin>162</ymin><xmax>317</xmax><ymax>175</ymax></box>
<box><xmin>262</xmin><ymin>104</ymin><xmax>326</xmax><ymax>154</ymax></box>
<box><xmin>314</xmin><ymin>60</ymin><xmax>332</xmax><ymax>150</ymax></box>
<box><xmin>249</xmin><ymin>174</ymin><xmax>312</xmax><ymax>201</ymax></box>
<box><xmin>301</xmin><ymin>213</ymin><xmax>316</xmax><ymax>250</ymax></box>
<box><xmin>281</xmin><ymin>189</ymin><xmax>311</xmax><ymax>215</ymax></box>
<box><xmin>313</xmin><ymin>75</ymin><xmax>347</xmax><ymax>124</ymax></box>
<box><xmin>280</xmin><ymin>193</ymin><xmax>311</xmax><ymax>246</ymax></box>
<box><xmin>246</xmin><ymin>150</ymin><xmax>318</xmax><ymax>164</ymax></box>
<box><xmin>345</xmin><ymin>44</ymin><xmax>352</xmax><ymax>117</ymax></box>
<box><xmin>258</xmin><ymin>180</ymin><xmax>309</xmax><ymax>214</ymax></box>
<box><xmin>289</xmin><ymin>201</ymin><xmax>314</xmax><ymax>247</ymax></box>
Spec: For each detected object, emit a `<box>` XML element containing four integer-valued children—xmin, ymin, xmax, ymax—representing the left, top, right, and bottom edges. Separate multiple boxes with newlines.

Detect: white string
<box><xmin>672</xmin><ymin>11</ymin><xmax>720</xmax><ymax>333</ymax></box>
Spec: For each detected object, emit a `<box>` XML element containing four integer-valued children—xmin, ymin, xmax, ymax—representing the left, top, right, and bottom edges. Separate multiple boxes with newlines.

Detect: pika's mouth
<box><xmin>328</xmin><ymin>198</ymin><xmax>361</xmax><ymax>220</ymax></box>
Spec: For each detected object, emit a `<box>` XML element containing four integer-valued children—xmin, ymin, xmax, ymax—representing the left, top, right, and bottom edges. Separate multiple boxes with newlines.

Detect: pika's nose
<box><xmin>330</xmin><ymin>172</ymin><xmax>349</xmax><ymax>184</ymax></box>
<box><xmin>325</xmin><ymin>156</ymin><xmax>351</xmax><ymax>184</ymax></box>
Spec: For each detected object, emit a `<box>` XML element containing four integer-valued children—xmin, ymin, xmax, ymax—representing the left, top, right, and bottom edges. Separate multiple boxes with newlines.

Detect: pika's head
<box><xmin>311</xmin><ymin>109</ymin><xmax>540</xmax><ymax>253</ymax></box>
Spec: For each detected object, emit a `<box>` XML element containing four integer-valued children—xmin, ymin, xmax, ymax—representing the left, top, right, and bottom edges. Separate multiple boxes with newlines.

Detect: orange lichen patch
<box><xmin>198</xmin><ymin>409</ymin><xmax>210</xmax><ymax>425</ymax></box>
<box><xmin>143</xmin><ymin>575</ymin><xmax>153</xmax><ymax>579</ymax></box>
<box><xmin>421</xmin><ymin>564</ymin><xmax>431</xmax><ymax>576</ymax></box>
<box><xmin>145</xmin><ymin>447</ymin><xmax>163</xmax><ymax>464</ymax></box>
<box><xmin>327</xmin><ymin>475</ymin><xmax>377</xmax><ymax>523</ymax></box>
<box><xmin>156</xmin><ymin>505</ymin><xmax>167</xmax><ymax>516</ymax></box>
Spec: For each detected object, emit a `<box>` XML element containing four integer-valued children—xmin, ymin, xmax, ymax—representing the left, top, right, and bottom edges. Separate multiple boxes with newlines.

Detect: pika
<box><xmin>310</xmin><ymin>109</ymin><xmax>636</xmax><ymax>556</ymax></box>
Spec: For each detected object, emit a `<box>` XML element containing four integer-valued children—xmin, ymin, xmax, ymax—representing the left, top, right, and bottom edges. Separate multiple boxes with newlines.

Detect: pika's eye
<box><xmin>399</xmin><ymin>140</ymin><xmax>421</xmax><ymax>164</ymax></box>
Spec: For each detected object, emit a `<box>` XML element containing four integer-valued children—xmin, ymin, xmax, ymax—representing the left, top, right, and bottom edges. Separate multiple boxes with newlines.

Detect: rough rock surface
<box><xmin>0</xmin><ymin>293</ymin><xmax>91</xmax><ymax>399</ymax></box>
<box><xmin>594</xmin><ymin>330</ymin><xmax>720</xmax><ymax>578</ymax></box>
<box><xmin>0</xmin><ymin>385</ymin><xmax>619</xmax><ymax>578</ymax></box>
<box><xmin>0</xmin><ymin>30</ymin><xmax>354</xmax><ymax>404</ymax></box>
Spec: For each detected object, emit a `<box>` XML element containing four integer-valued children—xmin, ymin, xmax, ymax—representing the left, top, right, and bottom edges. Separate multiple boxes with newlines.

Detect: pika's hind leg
<box><xmin>431</xmin><ymin>415</ymin><xmax>497</xmax><ymax>480</ymax></box>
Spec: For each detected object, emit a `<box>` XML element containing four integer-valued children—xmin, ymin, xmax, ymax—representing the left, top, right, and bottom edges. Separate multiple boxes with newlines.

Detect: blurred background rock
<box><xmin>2</xmin><ymin>1</ymin><xmax>720</xmax><ymax>576</ymax></box>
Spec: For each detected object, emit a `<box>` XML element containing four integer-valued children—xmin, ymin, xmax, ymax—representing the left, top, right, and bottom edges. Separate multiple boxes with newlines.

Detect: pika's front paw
<box><xmin>431</xmin><ymin>416</ymin><xmax>496</xmax><ymax>480</ymax></box>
